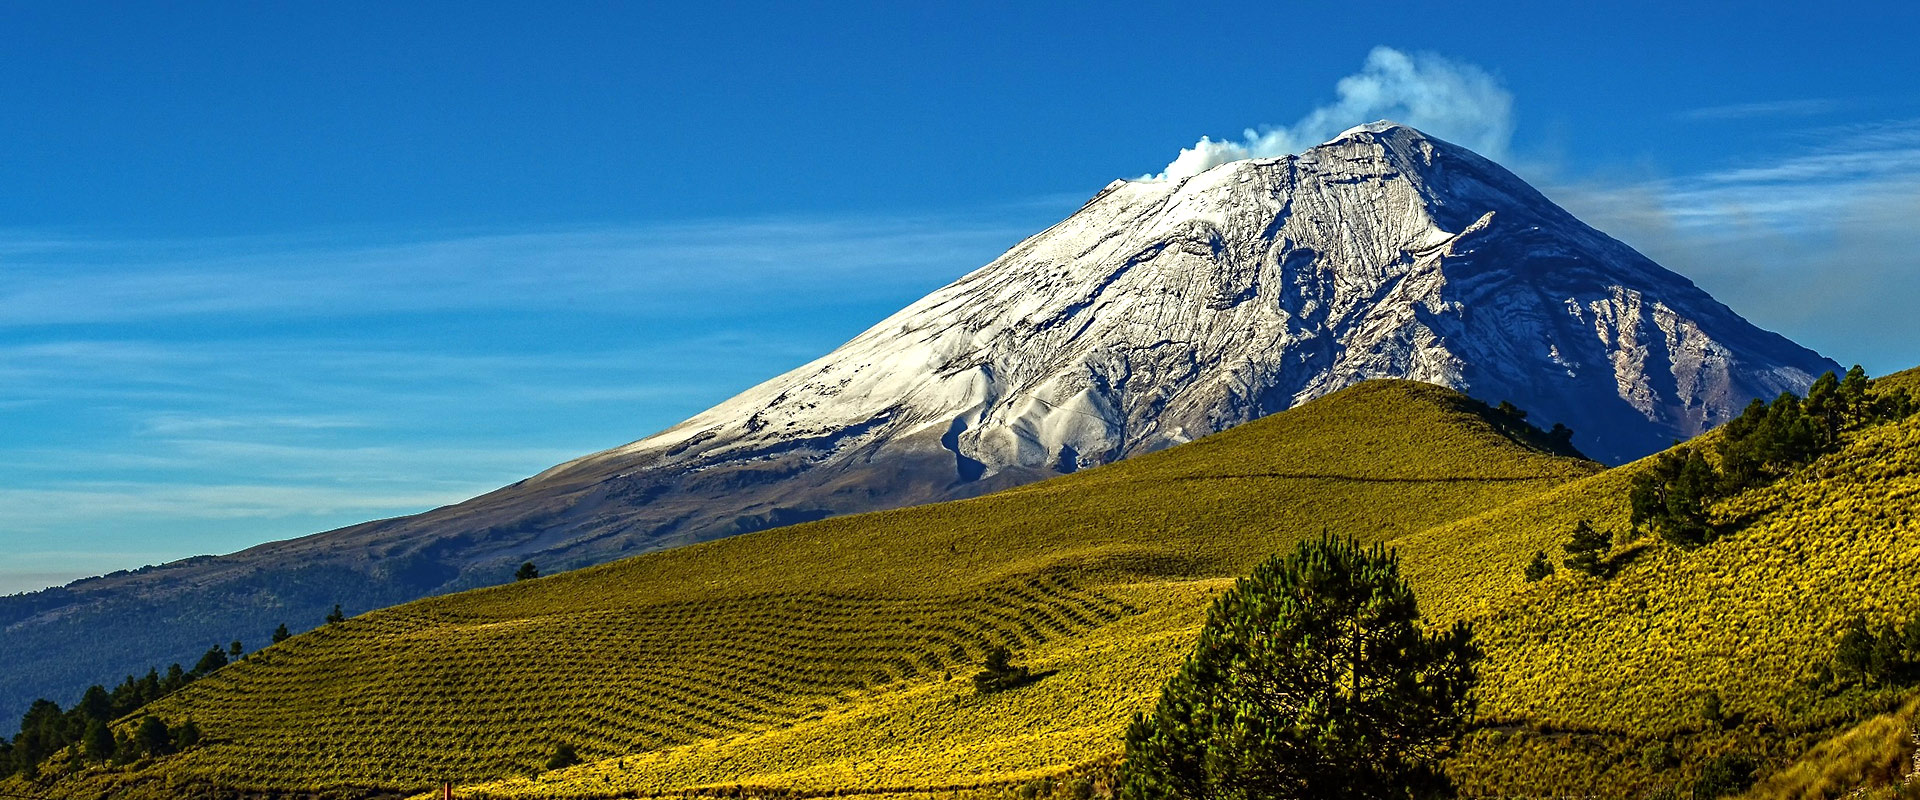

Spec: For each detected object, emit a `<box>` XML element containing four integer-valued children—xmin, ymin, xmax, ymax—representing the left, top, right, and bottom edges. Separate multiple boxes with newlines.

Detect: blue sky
<box><xmin>5</xmin><ymin>1</ymin><xmax>1920</xmax><ymax>593</ymax></box>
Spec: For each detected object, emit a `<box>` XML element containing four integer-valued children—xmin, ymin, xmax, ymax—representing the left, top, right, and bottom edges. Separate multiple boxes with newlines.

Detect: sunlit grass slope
<box><xmin>24</xmin><ymin>380</ymin><xmax>1594</xmax><ymax>799</ymax></box>
<box><xmin>477</xmin><ymin>375</ymin><xmax>1920</xmax><ymax>800</ymax></box>
<box><xmin>1394</xmin><ymin>388</ymin><xmax>1920</xmax><ymax>798</ymax></box>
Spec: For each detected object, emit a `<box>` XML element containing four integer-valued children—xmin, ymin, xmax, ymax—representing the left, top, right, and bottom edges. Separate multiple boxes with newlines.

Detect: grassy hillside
<box><xmin>17</xmin><ymin>371</ymin><xmax>1920</xmax><ymax>800</ymax></box>
<box><xmin>1394</xmin><ymin>380</ymin><xmax>1920</xmax><ymax>797</ymax></box>
<box><xmin>7</xmin><ymin>380</ymin><xmax>1594</xmax><ymax>799</ymax></box>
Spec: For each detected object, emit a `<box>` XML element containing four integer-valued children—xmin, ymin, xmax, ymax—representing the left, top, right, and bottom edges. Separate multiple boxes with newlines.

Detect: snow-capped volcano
<box><xmin>0</xmin><ymin>122</ymin><xmax>1836</xmax><ymax>727</ymax></box>
<box><xmin>543</xmin><ymin>120</ymin><xmax>1830</xmax><ymax>489</ymax></box>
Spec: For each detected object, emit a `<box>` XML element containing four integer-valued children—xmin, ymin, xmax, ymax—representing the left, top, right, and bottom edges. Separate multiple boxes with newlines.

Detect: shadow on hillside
<box><xmin>965</xmin><ymin>668</ymin><xmax>1061</xmax><ymax>700</ymax></box>
<box><xmin>1602</xmin><ymin>541</ymin><xmax>1655</xmax><ymax>577</ymax></box>
<box><xmin>1004</xmin><ymin>668</ymin><xmax>1060</xmax><ymax>690</ymax></box>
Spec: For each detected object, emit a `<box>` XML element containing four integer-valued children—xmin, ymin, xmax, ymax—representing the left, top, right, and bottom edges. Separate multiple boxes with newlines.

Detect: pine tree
<box><xmin>228</xmin><ymin>640</ymin><xmax>243</xmax><ymax>659</ymax></box>
<box><xmin>1803</xmin><ymin>371</ymin><xmax>1842</xmax><ymax>448</ymax></box>
<box><xmin>134</xmin><ymin>715</ymin><xmax>173</xmax><ymax>757</ymax></box>
<box><xmin>83</xmin><ymin>718</ymin><xmax>115</xmax><ymax>762</ymax></box>
<box><xmin>161</xmin><ymin>664</ymin><xmax>186</xmax><ymax>693</ymax></box>
<box><xmin>516</xmin><ymin>562</ymin><xmax>540</xmax><ymax>581</ymax></box>
<box><xmin>1839</xmin><ymin>365</ymin><xmax>1871</xmax><ymax>424</ymax></box>
<box><xmin>1545</xmin><ymin>423</ymin><xmax>1576</xmax><ymax>453</ymax></box>
<box><xmin>973</xmin><ymin>645</ymin><xmax>1031</xmax><ymax>693</ymax></box>
<box><xmin>272</xmin><ymin>623</ymin><xmax>291</xmax><ymax>644</ymax></box>
<box><xmin>1631</xmin><ymin>447</ymin><xmax>1719</xmax><ymax>548</ymax></box>
<box><xmin>326</xmin><ymin>604</ymin><xmax>345</xmax><ymax>624</ymax></box>
<box><xmin>1119</xmin><ymin>535</ymin><xmax>1480</xmax><ymax>800</ymax></box>
<box><xmin>76</xmin><ymin>684</ymin><xmax>113</xmax><ymax>722</ymax></box>
<box><xmin>1562</xmin><ymin>520</ymin><xmax>1612</xmax><ymax>577</ymax></box>
<box><xmin>1523</xmin><ymin>551</ymin><xmax>1555</xmax><ymax>582</ymax></box>
<box><xmin>192</xmin><ymin>645</ymin><xmax>228</xmax><ymax>676</ymax></box>
<box><xmin>174</xmin><ymin>720</ymin><xmax>201</xmax><ymax>749</ymax></box>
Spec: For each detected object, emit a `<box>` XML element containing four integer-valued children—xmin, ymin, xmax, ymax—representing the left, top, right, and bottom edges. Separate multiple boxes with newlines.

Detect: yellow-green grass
<box><xmin>459</xmin><ymin>580</ymin><xmax>1227</xmax><ymax>799</ymax></box>
<box><xmin>1396</xmin><ymin>395</ymin><xmax>1920</xmax><ymax>796</ymax></box>
<box><xmin>1736</xmin><ymin>694</ymin><xmax>1918</xmax><ymax>800</ymax></box>
<box><xmin>12</xmin><ymin>380</ymin><xmax>1593</xmax><ymax>799</ymax></box>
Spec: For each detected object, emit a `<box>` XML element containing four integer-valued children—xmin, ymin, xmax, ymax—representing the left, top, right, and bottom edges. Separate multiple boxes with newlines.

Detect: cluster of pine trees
<box><xmin>0</xmin><ymin>640</ymin><xmax>247</xmax><ymax>777</ymax></box>
<box><xmin>1631</xmin><ymin>367</ymin><xmax>1915</xmax><ymax>548</ymax></box>
<box><xmin>1831</xmin><ymin>616</ymin><xmax>1920</xmax><ymax>687</ymax></box>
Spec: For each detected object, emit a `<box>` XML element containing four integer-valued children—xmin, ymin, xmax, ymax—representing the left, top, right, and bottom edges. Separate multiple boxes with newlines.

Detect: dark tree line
<box><xmin>1631</xmin><ymin>367</ymin><xmax>1916</xmax><ymax>548</ymax></box>
<box><xmin>0</xmin><ymin>644</ymin><xmax>227</xmax><ymax>777</ymax></box>
<box><xmin>2</xmin><ymin>595</ymin><xmax>359</xmax><ymax>778</ymax></box>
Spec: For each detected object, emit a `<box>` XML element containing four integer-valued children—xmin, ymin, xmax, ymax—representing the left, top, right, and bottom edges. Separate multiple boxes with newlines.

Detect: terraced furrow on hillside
<box><xmin>113</xmin><ymin>573</ymin><xmax>1136</xmax><ymax>791</ymax></box>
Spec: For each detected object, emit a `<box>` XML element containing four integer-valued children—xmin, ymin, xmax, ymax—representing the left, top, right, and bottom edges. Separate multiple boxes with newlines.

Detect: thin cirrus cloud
<box><xmin>1149</xmin><ymin>45</ymin><xmax>1515</xmax><ymax>181</ymax></box>
<box><xmin>0</xmin><ymin>214</ymin><xmax>1047</xmax><ymax>327</ymax></box>
<box><xmin>1541</xmin><ymin>117</ymin><xmax>1920</xmax><ymax>373</ymax></box>
<box><xmin>1678</xmin><ymin>98</ymin><xmax>1844</xmax><ymax>121</ymax></box>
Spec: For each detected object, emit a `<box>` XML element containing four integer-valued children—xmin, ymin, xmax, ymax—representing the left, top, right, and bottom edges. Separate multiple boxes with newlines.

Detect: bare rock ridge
<box><xmin>0</xmin><ymin>121</ymin><xmax>1836</xmax><ymax>726</ymax></box>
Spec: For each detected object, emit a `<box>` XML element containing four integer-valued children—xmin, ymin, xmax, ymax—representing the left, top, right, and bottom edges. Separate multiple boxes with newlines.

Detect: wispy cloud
<box><xmin>1679</xmin><ymin>98</ymin><xmax>1843</xmax><ymax>121</ymax></box>
<box><xmin>0</xmin><ymin>483</ymin><xmax>481</xmax><ymax>526</ymax></box>
<box><xmin>1539</xmin><ymin>118</ymin><xmax>1920</xmax><ymax>373</ymax></box>
<box><xmin>0</xmin><ymin>214</ymin><xmax>1045</xmax><ymax>327</ymax></box>
<box><xmin>1152</xmin><ymin>46</ymin><xmax>1514</xmax><ymax>180</ymax></box>
<box><xmin>1553</xmin><ymin>118</ymin><xmax>1920</xmax><ymax>235</ymax></box>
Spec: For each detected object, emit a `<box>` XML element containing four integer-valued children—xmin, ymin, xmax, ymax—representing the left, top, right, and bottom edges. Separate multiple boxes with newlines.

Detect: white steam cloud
<box><xmin>1153</xmin><ymin>46</ymin><xmax>1514</xmax><ymax>181</ymax></box>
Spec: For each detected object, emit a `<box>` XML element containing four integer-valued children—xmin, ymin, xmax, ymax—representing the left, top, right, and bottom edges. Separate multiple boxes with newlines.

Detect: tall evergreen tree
<box><xmin>1562</xmin><ymin>520</ymin><xmax>1612</xmax><ymax>577</ymax></box>
<box><xmin>516</xmin><ymin>561</ymin><xmax>541</xmax><ymax>581</ymax></box>
<box><xmin>134</xmin><ymin>715</ymin><xmax>173</xmax><ymax>757</ymax></box>
<box><xmin>83</xmin><ymin>718</ymin><xmax>116</xmax><ymax>762</ymax></box>
<box><xmin>1631</xmin><ymin>447</ymin><xmax>1719</xmax><ymax>547</ymax></box>
<box><xmin>1120</xmin><ymin>535</ymin><xmax>1480</xmax><ymax>800</ymax></box>
<box><xmin>192</xmin><ymin>645</ymin><xmax>228</xmax><ymax>676</ymax></box>
<box><xmin>161</xmin><ymin>664</ymin><xmax>187</xmax><ymax>693</ymax></box>
<box><xmin>326</xmin><ymin>604</ymin><xmax>346</xmax><ymax>624</ymax></box>
<box><xmin>272</xmin><ymin>623</ymin><xmax>291</xmax><ymax>644</ymax></box>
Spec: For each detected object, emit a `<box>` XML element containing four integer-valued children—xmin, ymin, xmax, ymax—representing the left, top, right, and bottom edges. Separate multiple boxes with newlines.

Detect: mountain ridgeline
<box><xmin>0</xmin><ymin>122</ymin><xmax>1837</xmax><ymax>729</ymax></box>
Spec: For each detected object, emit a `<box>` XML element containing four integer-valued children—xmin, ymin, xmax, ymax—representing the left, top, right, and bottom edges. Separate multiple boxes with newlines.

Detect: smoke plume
<box><xmin>1154</xmin><ymin>46</ymin><xmax>1514</xmax><ymax>180</ymax></box>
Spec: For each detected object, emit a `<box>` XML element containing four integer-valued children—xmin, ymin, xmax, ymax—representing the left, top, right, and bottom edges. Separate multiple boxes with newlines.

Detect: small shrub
<box><xmin>973</xmin><ymin>646</ymin><xmax>1031</xmax><ymax>694</ymax></box>
<box><xmin>1641</xmin><ymin>740</ymin><xmax>1678</xmax><ymax>772</ymax></box>
<box><xmin>1692</xmin><ymin>752</ymin><xmax>1758</xmax><ymax>799</ymax></box>
<box><xmin>1701</xmin><ymin>692</ymin><xmax>1728</xmax><ymax>728</ymax></box>
<box><xmin>1523</xmin><ymin>550</ymin><xmax>1555</xmax><ymax>582</ymax></box>
<box><xmin>545</xmin><ymin>741</ymin><xmax>580</xmax><ymax>771</ymax></box>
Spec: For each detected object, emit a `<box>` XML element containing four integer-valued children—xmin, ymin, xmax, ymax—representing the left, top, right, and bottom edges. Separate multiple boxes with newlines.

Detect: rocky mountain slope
<box><xmin>0</xmin><ymin>122</ymin><xmax>1836</xmax><ymax>727</ymax></box>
